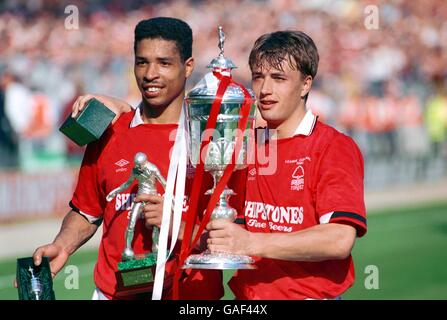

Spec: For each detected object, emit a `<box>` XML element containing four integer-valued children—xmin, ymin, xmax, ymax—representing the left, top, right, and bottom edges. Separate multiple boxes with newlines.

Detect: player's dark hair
<box><xmin>134</xmin><ymin>17</ymin><xmax>192</xmax><ymax>62</ymax></box>
<box><xmin>249</xmin><ymin>31</ymin><xmax>319</xmax><ymax>102</ymax></box>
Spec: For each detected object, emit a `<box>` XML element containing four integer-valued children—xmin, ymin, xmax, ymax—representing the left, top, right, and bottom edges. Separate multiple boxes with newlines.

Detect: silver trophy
<box><xmin>106</xmin><ymin>152</ymin><xmax>168</xmax><ymax>296</ymax></box>
<box><xmin>106</xmin><ymin>152</ymin><xmax>166</xmax><ymax>261</ymax></box>
<box><xmin>183</xmin><ymin>26</ymin><xmax>256</xmax><ymax>269</ymax></box>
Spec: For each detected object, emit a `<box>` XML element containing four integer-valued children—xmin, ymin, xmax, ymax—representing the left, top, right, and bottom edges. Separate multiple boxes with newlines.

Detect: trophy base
<box><xmin>183</xmin><ymin>251</ymin><xmax>256</xmax><ymax>270</ymax></box>
<box><xmin>115</xmin><ymin>253</ymin><xmax>157</xmax><ymax>297</ymax></box>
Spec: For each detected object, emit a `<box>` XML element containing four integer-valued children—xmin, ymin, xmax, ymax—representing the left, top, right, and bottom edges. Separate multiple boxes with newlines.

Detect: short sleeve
<box><xmin>70</xmin><ymin>141</ymin><xmax>106</xmax><ymax>220</ymax></box>
<box><xmin>316</xmin><ymin>134</ymin><xmax>367</xmax><ymax>237</ymax></box>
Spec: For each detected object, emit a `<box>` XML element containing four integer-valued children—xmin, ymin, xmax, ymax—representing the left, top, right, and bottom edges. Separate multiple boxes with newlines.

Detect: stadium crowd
<box><xmin>0</xmin><ymin>0</ymin><xmax>446</xmax><ymax>186</ymax></box>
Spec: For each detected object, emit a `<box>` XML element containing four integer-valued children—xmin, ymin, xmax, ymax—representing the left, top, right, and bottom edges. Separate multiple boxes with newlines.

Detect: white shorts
<box><xmin>91</xmin><ymin>288</ymin><xmax>109</xmax><ymax>300</ymax></box>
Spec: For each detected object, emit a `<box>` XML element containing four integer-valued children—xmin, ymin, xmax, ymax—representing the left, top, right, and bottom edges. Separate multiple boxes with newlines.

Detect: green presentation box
<box><xmin>59</xmin><ymin>98</ymin><xmax>116</xmax><ymax>146</ymax></box>
<box><xmin>17</xmin><ymin>257</ymin><xmax>56</xmax><ymax>300</ymax></box>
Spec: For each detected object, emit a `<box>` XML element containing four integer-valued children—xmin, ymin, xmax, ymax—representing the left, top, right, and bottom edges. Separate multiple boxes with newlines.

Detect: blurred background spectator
<box><xmin>0</xmin><ymin>0</ymin><xmax>446</xmax><ymax>189</ymax></box>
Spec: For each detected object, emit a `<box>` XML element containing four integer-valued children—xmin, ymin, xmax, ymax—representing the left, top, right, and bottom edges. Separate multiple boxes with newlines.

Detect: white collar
<box><xmin>293</xmin><ymin>109</ymin><xmax>317</xmax><ymax>136</ymax></box>
<box><xmin>258</xmin><ymin>109</ymin><xmax>317</xmax><ymax>144</ymax></box>
<box><xmin>129</xmin><ymin>102</ymin><xmax>144</xmax><ymax>128</ymax></box>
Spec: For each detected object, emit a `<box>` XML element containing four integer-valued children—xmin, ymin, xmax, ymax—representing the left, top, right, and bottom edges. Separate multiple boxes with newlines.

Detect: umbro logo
<box><xmin>115</xmin><ymin>159</ymin><xmax>129</xmax><ymax>173</ymax></box>
<box><xmin>115</xmin><ymin>159</ymin><xmax>129</xmax><ymax>167</ymax></box>
<box><xmin>248</xmin><ymin>167</ymin><xmax>257</xmax><ymax>181</ymax></box>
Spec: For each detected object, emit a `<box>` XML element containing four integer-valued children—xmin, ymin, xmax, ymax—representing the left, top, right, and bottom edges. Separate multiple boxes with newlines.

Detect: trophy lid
<box><xmin>187</xmin><ymin>26</ymin><xmax>255</xmax><ymax>104</ymax></box>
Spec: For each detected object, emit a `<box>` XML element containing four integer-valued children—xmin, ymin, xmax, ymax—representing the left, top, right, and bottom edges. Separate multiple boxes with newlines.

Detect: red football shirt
<box><xmin>229</xmin><ymin>110</ymin><xmax>367</xmax><ymax>300</ymax></box>
<box><xmin>70</xmin><ymin>109</ymin><xmax>245</xmax><ymax>299</ymax></box>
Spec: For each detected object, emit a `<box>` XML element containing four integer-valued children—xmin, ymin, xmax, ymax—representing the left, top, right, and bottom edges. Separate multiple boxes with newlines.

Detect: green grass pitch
<box><xmin>1</xmin><ymin>201</ymin><xmax>446</xmax><ymax>300</ymax></box>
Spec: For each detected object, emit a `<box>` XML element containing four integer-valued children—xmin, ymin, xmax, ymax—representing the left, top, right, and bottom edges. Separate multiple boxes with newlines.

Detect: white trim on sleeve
<box><xmin>319</xmin><ymin>211</ymin><xmax>334</xmax><ymax>224</ymax></box>
<box><xmin>79</xmin><ymin>210</ymin><xmax>102</xmax><ymax>224</ymax></box>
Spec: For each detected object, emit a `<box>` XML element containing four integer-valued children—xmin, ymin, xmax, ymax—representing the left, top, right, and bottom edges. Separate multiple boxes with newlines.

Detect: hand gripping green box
<box><xmin>59</xmin><ymin>98</ymin><xmax>116</xmax><ymax>146</ymax></box>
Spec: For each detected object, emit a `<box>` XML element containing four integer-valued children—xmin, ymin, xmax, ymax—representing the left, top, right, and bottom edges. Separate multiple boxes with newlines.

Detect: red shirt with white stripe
<box><xmin>229</xmin><ymin>110</ymin><xmax>367</xmax><ymax>300</ymax></box>
<box><xmin>70</xmin><ymin>108</ymin><xmax>244</xmax><ymax>299</ymax></box>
